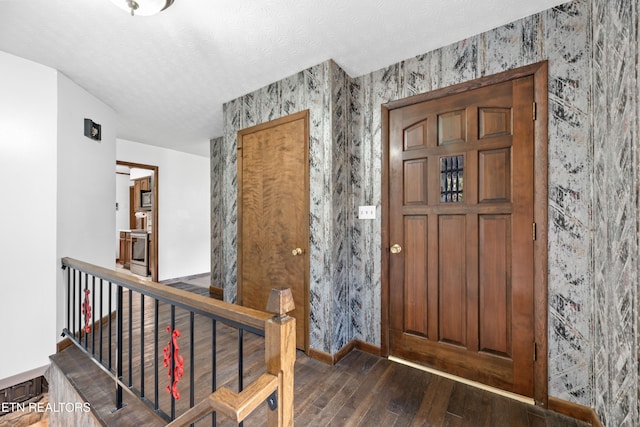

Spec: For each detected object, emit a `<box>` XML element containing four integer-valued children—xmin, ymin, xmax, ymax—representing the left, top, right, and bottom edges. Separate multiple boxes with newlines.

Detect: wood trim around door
<box><xmin>117</xmin><ymin>160</ymin><xmax>159</xmax><ymax>282</ymax></box>
<box><xmin>381</xmin><ymin>61</ymin><xmax>548</xmax><ymax>406</ymax></box>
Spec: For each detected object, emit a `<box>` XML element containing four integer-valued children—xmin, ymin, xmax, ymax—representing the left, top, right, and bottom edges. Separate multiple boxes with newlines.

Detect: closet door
<box><xmin>238</xmin><ymin>110</ymin><xmax>309</xmax><ymax>350</ymax></box>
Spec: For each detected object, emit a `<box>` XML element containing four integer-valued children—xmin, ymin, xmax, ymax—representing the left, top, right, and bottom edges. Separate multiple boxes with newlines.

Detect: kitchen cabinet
<box><xmin>119</xmin><ymin>231</ymin><xmax>131</xmax><ymax>268</ymax></box>
<box><xmin>133</xmin><ymin>176</ymin><xmax>151</xmax><ymax>211</ymax></box>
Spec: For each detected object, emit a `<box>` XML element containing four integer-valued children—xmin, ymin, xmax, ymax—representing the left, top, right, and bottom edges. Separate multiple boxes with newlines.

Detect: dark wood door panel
<box><xmin>479</xmin><ymin>148</ymin><xmax>511</xmax><ymax>203</ymax></box>
<box><xmin>437</xmin><ymin>214</ymin><xmax>467</xmax><ymax>347</ymax></box>
<box><xmin>388</xmin><ymin>73</ymin><xmax>536</xmax><ymax>397</ymax></box>
<box><xmin>478</xmin><ymin>214</ymin><xmax>512</xmax><ymax>357</ymax></box>
<box><xmin>403</xmin><ymin>215</ymin><xmax>429</xmax><ymax>337</ymax></box>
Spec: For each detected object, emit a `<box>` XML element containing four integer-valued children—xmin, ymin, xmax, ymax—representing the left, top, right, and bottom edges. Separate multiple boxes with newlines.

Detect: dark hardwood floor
<box><xmin>55</xmin><ymin>285</ymin><xmax>591</xmax><ymax>427</ymax></box>
<box><xmin>164</xmin><ymin>281</ymin><xmax>211</xmax><ymax>297</ymax></box>
<box><xmin>288</xmin><ymin>350</ymin><xmax>590</xmax><ymax>427</ymax></box>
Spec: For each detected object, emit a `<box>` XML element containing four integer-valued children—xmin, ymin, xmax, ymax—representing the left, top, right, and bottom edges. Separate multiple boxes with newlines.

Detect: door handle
<box><xmin>292</xmin><ymin>248</ymin><xmax>303</xmax><ymax>256</ymax></box>
<box><xmin>390</xmin><ymin>244</ymin><xmax>402</xmax><ymax>254</ymax></box>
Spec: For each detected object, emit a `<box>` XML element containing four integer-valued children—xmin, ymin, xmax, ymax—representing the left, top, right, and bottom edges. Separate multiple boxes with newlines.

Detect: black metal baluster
<box><xmin>238</xmin><ymin>328</ymin><xmax>244</xmax><ymax>392</ymax></box>
<box><xmin>78</xmin><ymin>273</ymin><xmax>87</xmax><ymax>348</ymax></box>
<box><xmin>189</xmin><ymin>312</ymin><xmax>195</xmax><ymax>427</ymax></box>
<box><xmin>128</xmin><ymin>289</ymin><xmax>133</xmax><ymax>386</ymax></box>
<box><xmin>140</xmin><ymin>294</ymin><xmax>145</xmax><ymax>398</ymax></box>
<box><xmin>66</xmin><ymin>267</ymin><xmax>71</xmax><ymax>334</ymax></box>
<box><xmin>108</xmin><ymin>282</ymin><xmax>113</xmax><ymax>371</ymax></box>
<box><xmin>238</xmin><ymin>328</ymin><xmax>244</xmax><ymax>427</ymax></box>
<box><xmin>154</xmin><ymin>299</ymin><xmax>159</xmax><ymax>411</ymax></box>
<box><xmin>99</xmin><ymin>278</ymin><xmax>104</xmax><ymax>364</ymax></box>
<box><xmin>211</xmin><ymin>318</ymin><xmax>217</xmax><ymax>427</ymax></box>
<box><xmin>92</xmin><ymin>276</ymin><xmax>96</xmax><ymax>355</ymax></box>
<box><xmin>78</xmin><ymin>270</ymin><xmax>82</xmax><ymax>337</ymax></box>
<box><xmin>170</xmin><ymin>304</ymin><xmax>176</xmax><ymax>420</ymax></box>
<box><xmin>72</xmin><ymin>269</ymin><xmax>76</xmax><ymax>338</ymax></box>
<box><xmin>82</xmin><ymin>272</ymin><xmax>88</xmax><ymax>346</ymax></box>
<box><xmin>116</xmin><ymin>285</ymin><xmax>124</xmax><ymax>409</ymax></box>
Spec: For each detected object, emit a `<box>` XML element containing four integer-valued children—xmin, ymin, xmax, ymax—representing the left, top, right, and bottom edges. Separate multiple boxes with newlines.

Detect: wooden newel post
<box><xmin>265</xmin><ymin>288</ymin><xmax>296</xmax><ymax>427</ymax></box>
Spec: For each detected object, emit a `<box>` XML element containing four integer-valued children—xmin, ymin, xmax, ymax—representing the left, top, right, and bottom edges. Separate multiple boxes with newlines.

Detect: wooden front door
<box><xmin>238</xmin><ymin>110</ymin><xmax>309</xmax><ymax>351</ymax></box>
<box><xmin>387</xmin><ymin>74</ymin><xmax>538</xmax><ymax>397</ymax></box>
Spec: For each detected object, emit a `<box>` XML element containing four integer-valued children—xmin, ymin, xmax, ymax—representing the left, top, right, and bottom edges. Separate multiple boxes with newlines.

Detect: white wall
<box><xmin>0</xmin><ymin>51</ymin><xmax>58</xmax><ymax>384</ymax></box>
<box><xmin>0</xmin><ymin>52</ymin><xmax>115</xmax><ymax>386</ymax></box>
<box><xmin>56</xmin><ymin>74</ymin><xmax>117</xmax><ymax>342</ymax></box>
<box><xmin>129</xmin><ymin>167</ymin><xmax>153</xmax><ymax>180</ymax></box>
<box><xmin>117</xmin><ymin>139</ymin><xmax>210</xmax><ymax>280</ymax></box>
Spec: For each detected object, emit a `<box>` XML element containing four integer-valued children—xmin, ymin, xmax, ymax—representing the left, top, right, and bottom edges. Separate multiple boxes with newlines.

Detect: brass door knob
<box><xmin>292</xmin><ymin>248</ymin><xmax>303</xmax><ymax>256</ymax></box>
<box><xmin>390</xmin><ymin>244</ymin><xmax>402</xmax><ymax>254</ymax></box>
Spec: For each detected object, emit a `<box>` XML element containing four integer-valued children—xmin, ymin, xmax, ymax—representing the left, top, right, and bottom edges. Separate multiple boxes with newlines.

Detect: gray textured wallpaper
<box><xmin>211</xmin><ymin>1</ymin><xmax>639</xmax><ymax>424</ymax></box>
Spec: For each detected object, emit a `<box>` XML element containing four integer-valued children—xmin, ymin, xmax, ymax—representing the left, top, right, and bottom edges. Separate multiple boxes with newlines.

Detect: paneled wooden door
<box><xmin>387</xmin><ymin>74</ymin><xmax>539</xmax><ymax>397</ymax></box>
<box><xmin>238</xmin><ymin>110</ymin><xmax>309</xmax><ymax>351</ymax></box>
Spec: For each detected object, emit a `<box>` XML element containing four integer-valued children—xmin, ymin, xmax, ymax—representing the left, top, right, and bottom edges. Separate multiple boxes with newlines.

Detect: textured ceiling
<box><xmin>0</xmin><ymin>0</ymin><xmax>566</xmax><ymax>157</ymax></box>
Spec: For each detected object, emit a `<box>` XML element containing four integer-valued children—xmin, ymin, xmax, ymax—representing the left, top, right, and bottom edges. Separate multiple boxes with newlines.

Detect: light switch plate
<box><xmin>358</xmin><ymin>205</ymin><xmax>376</xmax><ymax>219</ymax></box>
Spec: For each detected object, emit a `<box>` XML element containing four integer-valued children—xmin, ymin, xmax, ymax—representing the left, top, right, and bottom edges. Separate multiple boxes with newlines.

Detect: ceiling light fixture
<box><xmin>110</xmin><ymin>0</ymin><xmax>175</xmax><ymax>16</ymax></box>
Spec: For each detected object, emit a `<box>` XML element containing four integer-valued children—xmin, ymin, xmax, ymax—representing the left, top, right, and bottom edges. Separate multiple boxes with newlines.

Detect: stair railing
<box><xmin>60</xmin><ymin>257</ymin><xmax>295</xmax><ymax>426</ymax></box>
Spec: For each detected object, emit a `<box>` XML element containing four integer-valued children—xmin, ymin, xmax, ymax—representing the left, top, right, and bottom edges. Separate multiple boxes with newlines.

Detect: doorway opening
<box><xmin>116</xmin><ymin>160</ymin><xmax>159</xmax><ymax>282</ymax></box>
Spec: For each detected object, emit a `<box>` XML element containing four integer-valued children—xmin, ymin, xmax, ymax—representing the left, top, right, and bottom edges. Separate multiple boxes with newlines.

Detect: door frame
<box><xmin>116</xmin><ymin>160</ymin><xmax>159</xmax><ymax>282</ymax></box>
<box><xmin>237</xmin><ymin>110</ymin><xmax>310</xmax><ymax>352</ymax></box>
<box><xmin>380</xmin><ymin>61</ymin><xmax>548</xmax><ymax>406</ymax></box>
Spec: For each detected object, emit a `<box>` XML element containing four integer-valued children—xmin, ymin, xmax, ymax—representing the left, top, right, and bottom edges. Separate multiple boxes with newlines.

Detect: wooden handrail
<box><xmin>61</xmin><ymin>257</ymin><xmax>271</xmax><ymax>331</ymax></box>
<box><xmin>167</xmin><ymin>373</ymin><xmax>278</xmax><ymax>426</ymax></box>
